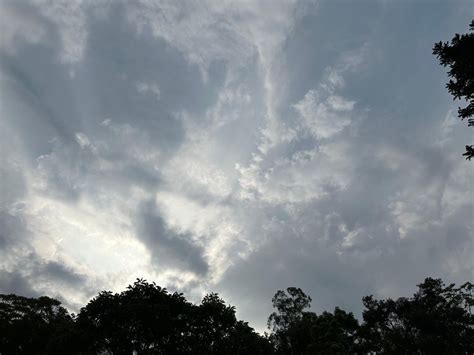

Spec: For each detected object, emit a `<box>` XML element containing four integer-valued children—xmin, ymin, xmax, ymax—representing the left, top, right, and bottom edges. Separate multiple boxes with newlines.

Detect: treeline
<box><xmin>0</xmin><ymin>278</ymin><xmax>473</xmax><ymax>354</ymax></box>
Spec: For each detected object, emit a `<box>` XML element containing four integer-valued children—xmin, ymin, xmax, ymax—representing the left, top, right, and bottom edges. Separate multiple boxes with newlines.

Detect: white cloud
<box><xmin>294</xmin><ymin>90</ymin><xmax>353</xmax><ymax>139</ymax></box>
<box><xmin>136</xmin><ymin>81</ymin><xmax>161</xmax><ymax>100</ymax></box>
<box><xmin>32</xmin><ymin>0</ymin><xmax>90</xmax><ymax>64</ymax></box>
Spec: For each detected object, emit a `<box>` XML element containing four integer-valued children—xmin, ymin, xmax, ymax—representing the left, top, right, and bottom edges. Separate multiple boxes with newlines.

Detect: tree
<box><xmin>220</xmin><ymin>320</ymin><xmax>274</xmax><ymax>355</ymax></box>
<box><xmin>267</xmin><ymin>287</ymin><xmax>360</xmax><ymax>354</ymax></box>
<box><xmin>433</xmin><ymin>20</ymin><xmax>474</xmax><ymax>160</ymax></box>
<box><xmin>189</xmin><ymin>292</ymin><xmax>238</xmax><ymax>353</ymax></box>
<box><xmin>3</xmin><ymin>277</ymin><xmax>472</xmax><ymax>353</ymax></box>
<box><xmin>268</xmin><ymin>287</ymin><xmax>312</xmax><ymax>334</ymax></box>
<box><xmin>192</xmin><ymin>293</ymin><xmax>273</xmax><ymax>354</ymax></box>
<box><xmin>282</xmin><ymin>307</ymin><xmax>360</xmax><ymax>355</ymax></box>
<box><xmin>305</xmin><ymin>308</ymin><xmax>359</xmax><ymax>354</ymax></box>
<box><xmin>0</xmin><ymin>294</ymin><xmax>74</xmax><ymax>354</ymax></box>
<box><xmin>359</xmin><ymin>277</ymin><xmax>474</xmax><ymax>354</ymax></box>
<box><xmin>267</xmin><ymin>287</ymin><xmax>312</xmax><ymax>353</ymax></box>
<box><xmin>75</xmin><ymin>279</ymin><xmax>195</xmax><ymax>354</ymax></box>
<box><xmin>74</xmin><ymin>279</ymin><xmax>273</xmax><ymax>354</ymax></box>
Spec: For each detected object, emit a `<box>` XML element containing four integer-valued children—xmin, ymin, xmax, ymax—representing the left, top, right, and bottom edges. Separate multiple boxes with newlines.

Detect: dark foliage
<box><xmin>358</xmin><ymin>278</ymin><xmax>474</xmax><ymax>354</ymax></box>
<box><xmin>74</xmin><ymin>279</ymin><xmax>195</xmax><ymax>354</ymax></box>
<box><xmin>73</xmin><ymin>279</ymin><xmax>271</xmax><ymax>354</ymax></box>
<box><xmin>267</xmin><ymin>288</ymin><xmax>359</xmax><ymax>354</ymax></box>
<box><xmin>1</xmin><ymin>277</ymin><xmax>472</xmax><ymax>354</ymax></box>
<box><xmin>0</xmin><ymin>294</ymin><xmax>74</xmax><ymax>354</ymax></box>
<box><xmin>433</xmin><ymin>20</ymin><xmax>474</xmax><ymax>160</ymax></box>
<box><xmin>267</xmin><ymin>278</ymin><xmax>473</xmax><ymax>354</ymax></box>
<box><xmin>267</xmin><ymin>287</ymin><xmax>313</xmax><ymax>353</ymax></box>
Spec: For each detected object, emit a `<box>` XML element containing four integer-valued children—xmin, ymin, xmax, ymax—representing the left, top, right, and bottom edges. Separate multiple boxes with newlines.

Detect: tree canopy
<box><xmin>73</xmin><ymin>279</ymin><xmax>271</xmax><ymax>354</ymax></box>
<box><xmin>433</xmin><ymin>20</ymin><xmax>474</xmax><ymax>160</ymax></box>
<box><xmin>267</xmin><ymin>278</ymin><xmax>473</xmax><ymax>354</ymax></box>
<box><xmin>0</xmin><ymin>294</ymin><xmax>74</xmax><ymax>354</ymax></box>
<box><xmin>1</xmin><ymin>277</ymin><xmax>472</xmax><ymax>354</ymax></box>
<box><xmin>358</xmin><ymin>278</ymin><xmax>474</xmax><ymax>354</ymax></box>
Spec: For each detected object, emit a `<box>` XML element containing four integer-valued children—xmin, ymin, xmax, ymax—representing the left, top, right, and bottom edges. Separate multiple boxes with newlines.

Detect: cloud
<box><xmin>0</xmin><ymin>1</ymin><xmax>47</xmax><ymax>55</ymax></box>
<box><xmin>0</xmin><ymin>271</ymin><xmax>40</xmax><ymax>298</ymax></box>
<box><xmin>1</xmin><ymin>0</ymin><xmax>472</xmax><ymax>332</ymax></box>
<box><xmin>294</xmin><ymin>90</ymin><xmax>353</xmax><ymax>139</ymax></box>
<box><xmin>136</xmin><ymin>81</ymin><xmax>160</xmax><ymax>100</ymax></box>
<box><xmin>0</xmin><ymin>230</ymin><xmax>93</xmax><ymax>309</ymax></box>
<box><xmin>236</xmin><ymin>50</ymin><xmax>363</xmax><ymax>205</ymax></box>
<box><xmin>136</xmin><ymin>200</ymin><xmax>209</xmax><ymax>276</ymax></box>
<box><xmin>32</xmin><ymin>0</ymin><xmax>90</xmax><ymax>64</ymax></box>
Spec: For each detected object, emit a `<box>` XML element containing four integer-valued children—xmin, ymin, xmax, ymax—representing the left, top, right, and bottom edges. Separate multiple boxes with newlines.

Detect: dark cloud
<box><xmin>217</xmin><ymin>201</ymin><xmax>472</xmax><ymax>332</ymax></box>
<box><xmin>0</xmin><ymin>249</ymin><xmax>89</xmax><ymax>302</ymax></box>
<box><xmin>39</xmin><ymin>260</ymin><xmax>87</xmax><ymax>287</ymax></box>
<box><xmin>0</xmin><ymin>0</ymin><xmax>226</xmax><ymax>202</ymax></box>
<box><xmin>0</xmin><ymin>270</ymin><xmax>39</xmax><ymax>298</ymax></box>
<box><xmin>137</xmin><ymin>201</ymin><xmax>209</xmax><ymax>275</ymax></box>
<box><xmin>216</xmin><ymin>234</ymin><xmax>373</xmax><ymax>332</ymax></box>
<box><xmin>0</xmin><ymin>209</ymin><xmax>27</xmax><ymax>250</ymax></box>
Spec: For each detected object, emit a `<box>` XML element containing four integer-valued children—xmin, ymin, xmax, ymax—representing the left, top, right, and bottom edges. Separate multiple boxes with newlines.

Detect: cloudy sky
<box><xmin>1</xmin><ymin>0</ymin><xmax>473</xmax><ymax>331</ymax></box>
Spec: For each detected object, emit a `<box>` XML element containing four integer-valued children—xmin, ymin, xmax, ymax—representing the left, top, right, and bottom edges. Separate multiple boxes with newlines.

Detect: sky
<box><xmin>0</xmin><ymin>0</ymin><xmax>473</xmax><ymax>332</ymax></box>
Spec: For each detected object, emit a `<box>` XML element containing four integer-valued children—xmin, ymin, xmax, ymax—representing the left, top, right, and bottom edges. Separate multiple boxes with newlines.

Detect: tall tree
<box><xmin>268</xmin><ymin>287</ymin><xmax>312</xmax><ymax>334</ymax></box>
<box><xmin>359</xmin><ymin>278</ymin><xmax>474</xmax><ymax>354</ymax></box>
<box><xmin>433</xmin><ymin>20</ymin><xmax>474</xmax><ymax>160</ymax></box>
<box><xmin>267</xmin><ymin>287</ymin><xmax>312</xmax><ymax>353</ymax></box>
<box><xmin>267</xmin><ymin>287</ymin><xmax>360</xmax><ymax>354</ymax></box>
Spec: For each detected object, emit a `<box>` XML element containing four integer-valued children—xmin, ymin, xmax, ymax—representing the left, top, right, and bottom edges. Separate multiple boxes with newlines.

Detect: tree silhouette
<box><xmin>267</xmin><ymin>287</ymin><xmax>359</xmax><ymax>354</ymax></box>
<box><xmin>74</xmin><ymin>279</ymin><xmax>272</xmax><ymax>354</ymax></box>
<box><xmin>433</xmin><ymin>20</ymin><xmax>474</xmax><ymax>160</ymax></box>
<box><xmin>192</xmin><ymin>293</ymin><xmax>273</xmax><ymax>354</ymax></box>
<box><xmin>304</xmin><ymin>308</ymin><xmax>359</xmax><ymax>354</ymax></box>
<box><xmin>267</xmin><ymin>287</ymin><xmax>312</xmax><ymax>353</ymax></box>
<box><xmin>358</xmin><ymin>278</ymin><xmax>474</xmax><ymax>354</ymax></box>
<box><xmin>268</xmin><ymin>287</ymin><xmax>312</xmax><ymax>333</ymax></box>
<box><xmin>2</xmin><ymin>277</ymin><xmax>472</xmax><ymax>353</ymax></box>
<box><xmin>0</xmin><ymin>294</ymin><xmax>74</xmax><ymax>354</ymax></box>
